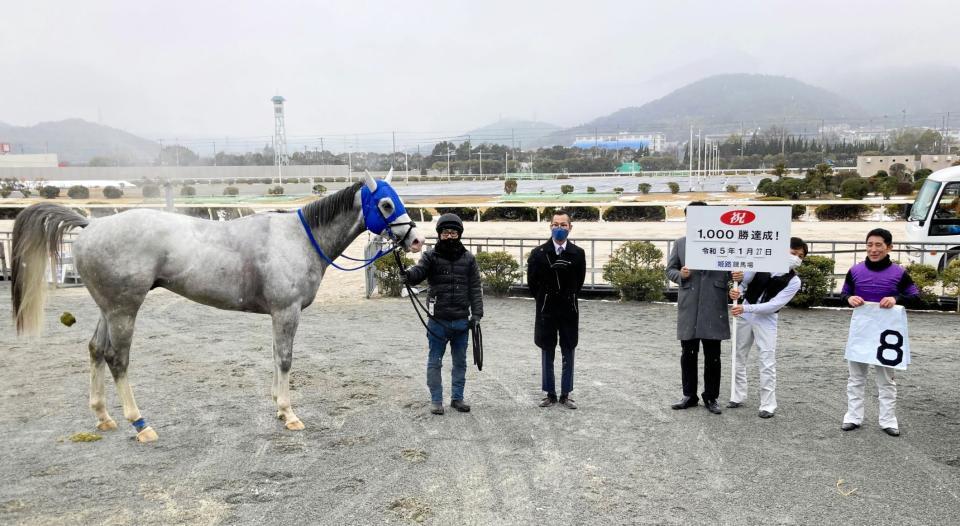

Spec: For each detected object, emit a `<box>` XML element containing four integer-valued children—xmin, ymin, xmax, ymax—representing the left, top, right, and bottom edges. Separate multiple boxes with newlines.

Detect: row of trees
<box><xmin>755</xmin><ymin>163</ymin><xmax>935</xmax><ymax>200</ymax></box>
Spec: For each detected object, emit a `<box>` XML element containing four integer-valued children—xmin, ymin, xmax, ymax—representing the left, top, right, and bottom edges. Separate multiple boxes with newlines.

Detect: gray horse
<box><xmin>10</xmin><ymin>172</ymin><xmax>424</xmax><ymax>442</ymax></box>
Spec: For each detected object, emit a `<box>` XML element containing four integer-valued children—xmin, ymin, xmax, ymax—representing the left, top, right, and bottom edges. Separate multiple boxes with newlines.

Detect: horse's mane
<box><xmin>299</xmin><ymin>182</ymin><xmax>363</xmax><ymax>228</ymax></box>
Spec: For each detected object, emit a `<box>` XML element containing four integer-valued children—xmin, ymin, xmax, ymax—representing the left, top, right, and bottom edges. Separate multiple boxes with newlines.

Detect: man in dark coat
<box><xmin>404</xmin><ymin>213</ymin><xmax>484</xmax><ymax>415</ymax></box>
<box><xmin>527</xmin><ymin>210</ymin><xmax>586</xmax><ymax>409</ymax></box>
<box><xmin>666</xmin><ymin>202</ymin><xmax>741</xmax><ymax>415</ymax></box>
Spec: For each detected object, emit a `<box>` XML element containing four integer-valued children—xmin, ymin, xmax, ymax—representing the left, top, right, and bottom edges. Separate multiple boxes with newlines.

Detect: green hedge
<box><xmin>602</xmin><ymin>241</ymin><xmax>666</xmax><ymax>301</ymax></box>
<box><xmin>790</xmin><ymin>255</ymin><xmax>836</xmax><ymax>308</ymax></box>
<box><xmin>480</xmin><ymin>207</ymin><xmax>537</xmax><ymax>222</ymax></box>
<box><xmin>67</xmin><ymin>185</ymin><xmax>89</xmax><ymax>199</ymax></box>
<box><xmin>543</xmin><ymin>206</ymin><xmax>600</xmax><ymax>222</ymax></box>
<box><xmin>602</xmin><ymin>206</ymin><xmax>666</xmax><ymax>222</ymax></box>
<box><xmin>475</xmin><ymin>251</ymin><xmax>522</xmax><ymax>296</ymax></box>
<box><xmin>435</xmin><ymin>207</ymin><xmax>478</xmax><ymax>220</ymax></box>
<box><xmin>102</xmin><ymin>186</ymin><xmax>123</xmax><ymax>199</ymax></box>
<box><xmin>374</xmin><ymin>253</ymin><xmax>414</xmax><ymax>297</ymax></box>
<box><xmin>814</xmin><ymin>204</ymin><xmax>871</xmax><ymax>221</ymax></box>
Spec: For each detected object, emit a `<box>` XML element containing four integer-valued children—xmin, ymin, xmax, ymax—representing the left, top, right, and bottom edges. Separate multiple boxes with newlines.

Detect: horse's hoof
<box><xmin>97</xmin><ymin>419</ymin><xmax>118</xmax><ymax>431</ymax></box>
<box><xmin>136</xmin><ymin>426</ymin><xmax>159</xmax><ymax>443</ymax></box>
<box><xmin>285</xmin><ymin>420</ymin><xmax>305</xmax><ymax>431</ymax></box>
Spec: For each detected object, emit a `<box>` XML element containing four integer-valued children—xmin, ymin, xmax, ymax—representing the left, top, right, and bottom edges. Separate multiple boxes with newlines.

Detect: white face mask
<box><xmin>787</xmin><ymin>255</ymin><xmax>803</xmax><ymax>270</ymax></box>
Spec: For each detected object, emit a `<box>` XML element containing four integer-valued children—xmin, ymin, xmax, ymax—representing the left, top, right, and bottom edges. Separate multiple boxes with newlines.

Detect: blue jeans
<box><xmin>426</xmin><ymin>318</ymin><xmax>469</xmax><ymax>404</ymax></box>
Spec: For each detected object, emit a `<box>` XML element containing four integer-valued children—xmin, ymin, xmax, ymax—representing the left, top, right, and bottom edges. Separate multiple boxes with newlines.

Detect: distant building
<box><xmin>856</xmin><ymin>154</ymin><xmax>957</xmax><ymax>175</ymax></box>
<box><xmin>918</xmin><ymin>154</ymin><xmax>959</xmax><ymax>172</ymax></box>
<box><xmin>573</xmin><ymin>132</ymin><xmax>665</xmax><ymax>153</ymax></box>
<box><xmin>0</xmin><ymin>153</ymin><xmax>60</xmax><ymax>168</ymax></box>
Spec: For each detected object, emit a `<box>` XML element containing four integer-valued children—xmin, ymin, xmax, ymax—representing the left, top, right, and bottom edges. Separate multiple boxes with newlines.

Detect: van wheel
<box><xmin>939</xmin><ymin>248</ymin><xmax>960</xmax><ymax>272</ymax></box>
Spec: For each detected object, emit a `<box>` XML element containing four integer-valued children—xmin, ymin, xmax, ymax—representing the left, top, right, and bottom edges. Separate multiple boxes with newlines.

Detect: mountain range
<box><xmin>3</xmin><ymin>68</ymin><xmax>959</xmax><ymax>162</ymax></box>
<box><xmin>0</xmin><ymin>119</ymin><xmax>159</xmax><ymax>164</ymax></box>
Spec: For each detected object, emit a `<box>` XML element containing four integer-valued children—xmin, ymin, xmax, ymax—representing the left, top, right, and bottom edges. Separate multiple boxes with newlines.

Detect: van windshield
<box><xmin>910</xmin><ymin>179</ymin><xmax>942</xmax><ymax>221</ymax></box>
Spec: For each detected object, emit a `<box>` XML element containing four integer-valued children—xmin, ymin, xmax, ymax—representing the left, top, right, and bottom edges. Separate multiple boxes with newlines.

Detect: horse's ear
<box><xmin>385</xmin><ymin>168</ymin><xmax>394</xmax><ymax>184</ymax></box>
<box><xmin>363</xmin><ymin>170</ymin><xmax>377</xmax><ymax>193</ymax></box>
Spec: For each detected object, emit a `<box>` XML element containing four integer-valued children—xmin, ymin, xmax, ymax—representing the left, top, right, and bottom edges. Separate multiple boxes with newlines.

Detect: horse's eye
<box><xmin>379</xmin><ymin>198</ymin><xmax>394</xmax><ymax>214</ymax></box>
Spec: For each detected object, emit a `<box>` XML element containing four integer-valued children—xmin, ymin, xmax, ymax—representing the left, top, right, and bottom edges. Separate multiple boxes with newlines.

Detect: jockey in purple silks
<box><xmin>839</xmin><ymin>228</ymin><xmax>919</xmax><ymax>438</ymax></box>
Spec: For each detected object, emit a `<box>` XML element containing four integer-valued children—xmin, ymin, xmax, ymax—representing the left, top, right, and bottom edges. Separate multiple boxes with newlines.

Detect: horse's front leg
<box><xmin>271</xmin><ymin>305</ymin><xmax>304</xmax><ymax>431</ymax></box>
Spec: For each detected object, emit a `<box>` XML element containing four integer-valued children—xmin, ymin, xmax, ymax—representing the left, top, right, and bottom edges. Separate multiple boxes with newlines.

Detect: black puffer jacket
<box><xmin>404</xmin><ymin>247</ymin><xmax>484</xmax><ymax>321</ymax></box>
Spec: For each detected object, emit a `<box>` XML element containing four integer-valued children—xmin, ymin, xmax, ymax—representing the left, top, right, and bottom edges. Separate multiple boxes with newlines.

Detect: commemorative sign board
<box><xmin>684</xmin><ymin>206</ymin><xmax>792</xmax><ymax>273</ymax></box>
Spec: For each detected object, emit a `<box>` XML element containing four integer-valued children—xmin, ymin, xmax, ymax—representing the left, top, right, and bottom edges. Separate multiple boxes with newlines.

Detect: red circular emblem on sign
<box><xmin>720</xmin><ymin>210</ymin><xmax>756</xmax><ymax>225</ymax></box>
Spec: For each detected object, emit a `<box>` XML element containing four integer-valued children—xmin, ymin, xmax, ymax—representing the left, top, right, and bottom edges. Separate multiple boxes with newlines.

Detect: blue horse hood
<box><xmin>360</xmin><ymin>180</ymin><xmax>407</xmax><ymax>235</ymax></box>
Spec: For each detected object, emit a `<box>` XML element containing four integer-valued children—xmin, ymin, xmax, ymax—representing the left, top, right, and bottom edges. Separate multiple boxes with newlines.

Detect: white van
<box><xmin>905</xmin><ymin>165</ymin><xmax>960</xmax><ymax>270</ymax></box>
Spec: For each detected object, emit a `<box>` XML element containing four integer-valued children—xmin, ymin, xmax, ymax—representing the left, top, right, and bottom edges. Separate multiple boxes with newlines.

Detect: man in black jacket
<box><xmin>527</xmin><ymin>210</ymin><xmax>586</xmax><ymax>409</ymax></box>
<box><xmin>404</xmin><ymin>213</ymin><xmax>484</xmax><ymax>415</ymax></box>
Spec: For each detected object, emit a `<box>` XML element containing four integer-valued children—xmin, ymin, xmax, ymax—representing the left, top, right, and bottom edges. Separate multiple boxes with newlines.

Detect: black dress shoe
<box><xmin>451</xmin><ymin>400</ymin><xmax>471</xmax><ymax>413</ymax></box>
<box><xmin>758</xmin><ymin>410</ymin><xmax>774</xmax><ymax>419</ymax></box>
<box><xmin>704</xmin><ymin>400</ymin><xmax>722</xmax><ymax>414</ymax></box>
<box><xmin>841</xmin><ymin>422</ymin><xmax>860</xmax><ymax>431</ymax></box>
<box><xmin>727</xmin><ymin>401</ymin><xmax>743</xmax><ymax>409</ymax></box>
<box><xmin>539</xmin><ymin>396</ymin><xmax>557</xmax><ymax>408</ymax></box>
<box><xmin>882</xmin><ymin>427</ymin><xmax>900</xmax><ymax>437</ymax></box>
<box><xmin>671</xmin><ymin>396</ymin><xmax>698</xmax><ymax>410</ymax></box>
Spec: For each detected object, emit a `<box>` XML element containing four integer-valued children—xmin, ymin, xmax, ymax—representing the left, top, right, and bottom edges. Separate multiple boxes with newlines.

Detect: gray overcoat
<box><xmin>666</xmin><ymin>236</ymin><xmax>732</xmax><ymax>341</ymax></box>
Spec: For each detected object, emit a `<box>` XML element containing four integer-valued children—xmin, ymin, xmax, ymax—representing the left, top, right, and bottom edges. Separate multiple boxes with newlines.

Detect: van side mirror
<box><xmin>902</xmin><ymin>203</ymin><xmax>912</xmax><ymax>220</ymax></box>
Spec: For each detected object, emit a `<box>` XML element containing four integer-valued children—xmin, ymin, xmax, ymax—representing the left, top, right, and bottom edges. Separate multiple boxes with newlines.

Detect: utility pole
<box><xmin>320</xmin><ymin>137</ymin><xmax>324</xmax><ymax>163</ymax></box>
<box><xmin>213</xmin><ymin>140</ymin><xmax>217</xmax><ymax>166</ymax></box>
<box><xmin>947</xmin><ymin>112</ymin><xmax>952</xmax><ymax>154</ymax></box>
<box><xmin>447</xmin><ymin>146</ymin><xmax>453</xmax><ymax>180</ymax></box>
<box><xmin>697</xmin><ymin>129</ymin><xmax>702</xmax><ymax>188</ymax></box>
<box><xmin>739</xmin><ymin>121</ymin><xmax>744</xmax><ymax>157</ymax></box>
<box><xmin>688</xmin><ymin>126</ymin><xmax>694</xmax><ymax>191</ymax></box>
<box><xmin>473</xmin><ymin>149</ymin><xmax>484</xmax><ymax>177</ymax></box>
<box><xmin>391</xmin><ymin>131</ymin><xmax>396</xmax><ymax>170</ymax></box>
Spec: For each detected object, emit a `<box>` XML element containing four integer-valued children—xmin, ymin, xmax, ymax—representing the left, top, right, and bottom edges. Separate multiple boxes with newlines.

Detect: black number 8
<box><xmin>876</xmin><ymin>329</ymin><xmax>904</xmax><ymax>366</ymax></box>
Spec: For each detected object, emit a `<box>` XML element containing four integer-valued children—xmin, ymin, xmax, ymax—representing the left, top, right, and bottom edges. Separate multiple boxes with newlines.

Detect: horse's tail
<box><xmin>11</xmin><ymin>203</ymin><xmax>90</xmax><ymax>336</ymax></box>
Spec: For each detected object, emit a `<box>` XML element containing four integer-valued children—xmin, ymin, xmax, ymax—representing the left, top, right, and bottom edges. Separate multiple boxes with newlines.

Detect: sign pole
<box><xmin>730</xmin><ymin>279</ymin><xmax>739</xmax><ymax>402</ymax></box>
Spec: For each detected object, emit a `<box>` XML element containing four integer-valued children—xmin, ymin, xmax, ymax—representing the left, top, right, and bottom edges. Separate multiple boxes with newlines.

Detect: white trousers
<box><xmin>843</xmin><ymin>361</ymin><xmax>898</xmax><ymax>429</ymax></box>
<box><xmin>731</xmin><ymin>314</ymin><xmax>778</xmax><ymax>413</ymax></box>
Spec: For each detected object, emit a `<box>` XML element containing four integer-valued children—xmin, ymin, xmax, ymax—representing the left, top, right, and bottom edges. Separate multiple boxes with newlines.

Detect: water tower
<box><xmin>272</xmin><ymin>95</ymin><xmax>289</xmax><ymax>182</ymax></box>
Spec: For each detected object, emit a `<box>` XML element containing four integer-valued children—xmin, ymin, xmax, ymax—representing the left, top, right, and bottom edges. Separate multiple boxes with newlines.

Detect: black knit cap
<box><xmin>435</xmin><ymin>213</ymin><xmax>464</xmax><ymax>235</ymax></box>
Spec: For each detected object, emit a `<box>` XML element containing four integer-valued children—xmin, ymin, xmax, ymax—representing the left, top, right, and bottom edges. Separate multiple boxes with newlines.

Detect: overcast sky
<box><xmin>2</xmin><ymin>0</ymin><xmax>958</xmax><ymax>148</ymax></box>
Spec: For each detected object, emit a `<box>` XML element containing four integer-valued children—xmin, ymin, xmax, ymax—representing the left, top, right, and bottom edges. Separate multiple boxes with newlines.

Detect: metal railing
<box><xmin>453</xmin><ymin>236</ymin><xmax>960</xmax><ymax>296</ymax></box>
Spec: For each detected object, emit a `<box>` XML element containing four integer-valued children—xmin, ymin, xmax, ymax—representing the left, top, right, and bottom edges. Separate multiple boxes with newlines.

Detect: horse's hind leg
<box><xmin>88</xmin><ymin>316</ymin><xmax>117</xmax><ymax>431</ymax></box>
<box><xmin>103</xmin><ymin>310</ymin><xmax>158</xmax><ymax>442</ymax></box>
<box><xmin>272</xmin><ymin>305</ymin><xmax>304</xmax><ymax>431</ymax></box>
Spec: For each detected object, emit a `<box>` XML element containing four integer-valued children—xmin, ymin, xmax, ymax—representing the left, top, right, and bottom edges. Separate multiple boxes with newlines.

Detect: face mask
<box><xmin>787</xmin><ymin>255</ymin><xmax>802</xmax><ymax>270</ymax></box>
<box><xmin>551</xmin><ymin>227</ymin><xmax>569</xmax><ymax>242</ymax></box>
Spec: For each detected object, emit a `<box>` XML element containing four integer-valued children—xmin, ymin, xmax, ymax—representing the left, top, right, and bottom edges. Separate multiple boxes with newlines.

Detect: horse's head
<box><xmin>362</xmin><ymin>170</ymin><xmax>425</xmax><ymax>252</ymax></box>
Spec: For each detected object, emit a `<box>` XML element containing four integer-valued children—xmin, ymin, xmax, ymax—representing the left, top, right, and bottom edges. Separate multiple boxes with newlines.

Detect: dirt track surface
<box><xmin>1</xmin><ymin>285</ymin><xmax>959</xmax><ymax>525</ymax></box>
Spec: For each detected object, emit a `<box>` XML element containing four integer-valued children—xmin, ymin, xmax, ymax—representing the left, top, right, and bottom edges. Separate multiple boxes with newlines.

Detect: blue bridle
<box><xmin>297</xmin><ymin>179</ymin><xmax>416</xmax><ymax>271</ymax></box>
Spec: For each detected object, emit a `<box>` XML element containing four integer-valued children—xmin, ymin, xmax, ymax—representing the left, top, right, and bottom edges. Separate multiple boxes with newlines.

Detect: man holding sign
<box><xmin>669</xmin><ymin>202</ymin><xmax>791</xmax><ymax>415</ymax></box>
<box><xmin>840</xmin><ymin>228</ymin><xmax>919</xmax><ymax>437</ymax></box>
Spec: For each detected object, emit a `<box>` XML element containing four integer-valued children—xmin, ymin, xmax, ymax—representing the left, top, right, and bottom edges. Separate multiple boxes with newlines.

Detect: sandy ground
<box><xmin>1</xmin><ymin>283</ymin><xmax>959</xmax><ymax>525</ymax></box>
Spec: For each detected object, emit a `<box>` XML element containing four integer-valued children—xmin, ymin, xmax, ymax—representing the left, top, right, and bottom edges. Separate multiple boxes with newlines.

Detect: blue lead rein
<box><xmin>296</xmin><ymin>209</ymin><xmax>391</xmax><ymax>271</ymax></box>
